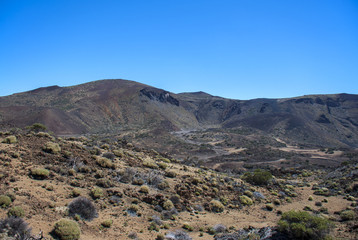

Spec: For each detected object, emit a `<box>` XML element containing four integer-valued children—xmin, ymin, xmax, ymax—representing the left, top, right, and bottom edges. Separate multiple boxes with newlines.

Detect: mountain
<box><xmin>0</xmin><ymin>79</ymin><xmax>358</xmax><ymax>148</ymax></box>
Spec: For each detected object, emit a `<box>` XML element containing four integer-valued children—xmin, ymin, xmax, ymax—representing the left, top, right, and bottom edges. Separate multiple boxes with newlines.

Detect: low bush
<box><xmin>243</xmin><ymin>169</ymin><xmax>272</xmax><ymax>185</ymax></box>
<box><xmin>96</xmin><ymin>157</ymin><xmax>114</xmax><ymax>168</ymax></box>
<box><xmin>340</xmin><ymin>210</ymin><xmax>355</xmax><ymax>221</ymax></box>
<box><xmin>0</xmin><ymin>217</ymin><xmax>32</xmax><ymax>239</ymax></box>
<box><xmin>209</xmin><ymin>200</ymin><xmax>224</xmax><ymax>213</ymax></box>
<box><xmin>278</xmin><ymin>210</ymin><xmax>333</xmax><ymax>239</ymax></box>
<box><xmin>165</xmin><ymin>230</ymin><xmax>192</xmax><ymax>240</ymax></box>
<box><xmin>163</xmin><ymin>200</ymin><xmax>174</xmax><ymax>210</ymax></box>
<box><xmin>0</xmin><ymin>195</ymin><xmax>12</xmax><ymax>208</ymax></box>
<box><xmin>240</xmin><ymin>195</ymin><xmax>253</xmax><ymax>206</ymax></box>
<box><xmin>7</xmin><ymin>206</ymin><xmax>24</xmax><ymax>218</ymax></box>
<box><xmin>102</xmin><ymin>152</ymin><xmax>115</xmax><ymax>160</ymax></box>
<box><xmin>101</xmin><ymin>219</ymin><xmax>113</xmax><ymax>228</ymax></box>
<box><xmin>90</xmin><ymin>187</ymin><xmax>103</xmax><ymax>199</ymax></box>
<box><xmin>53</xmin><ymin>219</ymin><xmax>80</xmax><ymax>240</ymax></box>
<box><xmin>2</xmin><ymin>136</ymin><xmax>17</xmax><ymax>144</ymax></box>
<box><xmin>30</xmin><ymin>168</ymin><xmax>50</xmax><ymax>180</ymax></box>
<box><xmin>43</xmin><ymin>142</ymin><xmax>61</xmax><ymax>154</ymax></box>
<box><xmin>68</xmin><ymin>197</ymin><xmax>98</xmax><ymax>221</ymax></box>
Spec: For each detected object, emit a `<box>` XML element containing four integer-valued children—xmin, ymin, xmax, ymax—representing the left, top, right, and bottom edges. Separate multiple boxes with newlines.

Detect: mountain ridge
<box><xmin>0</xmin><ymin>79</ymin><xmax>357</xmax><ymax>148</ymax></box>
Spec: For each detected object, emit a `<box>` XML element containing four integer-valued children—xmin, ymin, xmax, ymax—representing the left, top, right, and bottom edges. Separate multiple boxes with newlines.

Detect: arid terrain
<box><xmin>0</xmin><ymin>130</ymin><xmax>357</xmax><ymax>239</ymax></box>
<box><xmin>0</xmin><ymin>80</ymin><xmax>357</xmax><ymax>239</ymax></box>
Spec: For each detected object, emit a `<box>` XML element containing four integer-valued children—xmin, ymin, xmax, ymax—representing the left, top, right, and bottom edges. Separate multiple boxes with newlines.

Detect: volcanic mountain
<box><xmin>0</xmin><ymin>79</ymin><xmax>357</xmax><ymax>148</ymax></box>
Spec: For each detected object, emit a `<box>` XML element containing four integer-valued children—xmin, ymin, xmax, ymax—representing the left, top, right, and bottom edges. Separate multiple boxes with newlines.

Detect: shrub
<box><xmin>26</xmin><ymin>123</ymin><xmax>47</xmax><ymax>132</ymax></box>
<box><xmin>244</xmin><ymin>190</ymin><xmax>253</xmax><ymax>198</ymax></box>
<box><xmin>68</xmin><ymin>197</ymin><xmax>98</xmax><ymax>221</ymax></box>
<box><xmin>182</xmin><ymin>223</ymin><xmax>194</xmax><ymax>231</ymax></box>
<box><xmin>0</xmin><ymin>217</ymin><xmax>32</xmax><ymax>239</ymax></box>
<box><xmin>209</xmin><ymin>200</ymin><xmax>224</xmax><ymax>213</ymax></box>
<box><xmin>71</xmin><ymin>189</ymin><xmax>81</xmax><ymax>197</ymax></box>
<box><xmin>139</xmin><ymin>185</ymin><xmax>149</xmax><ymax>194</ymax></box>
<box><xmin>266</xmin><ymin>203</ymin><xmax>274</xmax><ymax>211</ymax></box>
<box><xmin>90</xmin><ymin>187</ymin><xmax>104</xmax><ymax>199</ymax></box>
<box><xmin>163</xmin><ymin>200</ymin><xmax>174</xmax><ymax>210</ymax></box>
<box><xmin>30</xmin><ymin>168</ymin><xmax>50</xmax><ymax>180</ymax></box>
<box><xmin>101</xmin><ymin>219</ymin><xmax>113</xmax><ymax>228</ymax></box>
<box><xmin>96</xmin><ymin>157</ymin><xmax>113</xmax><ymax>168</ymax></box>
<box><xmin>162</xmin><ymin>208</ymin><xmax>178</xmax><ymax>220</ymax></box>
<box><xmin>53</xmin><ymin>219</ymin><xmax>80</xmax><ymax>240</ymax></box>
<box><xmin>102</xmin><ymin>152</ymin><xmax>115</xmax><ymax>160</ymax></box>
<box><xmin>213</xmin><ymin>224</ymin><xmax>226</xmax><ymax>233</ymax></box>
<box><xmin>0</xmin><ymin>195</ymin><xmax>12</xmax><ymax>208</ymax></box>
<box><xmin>2</xmin><ymin>136</ymin><xmax>17</xmax><ymax>144</ymax></box>
<box><xmin>7</xmin><ymin>206</ymin><xmax>24</xmax><ymax>218</ymax></box>
<box><xmin>165</xmin><ymin>230</ymin><xmax>192</xmax><ymax>240</ymax></box>
<box><xmin>278</xmin><ymin>210</ymin><xmax>333</xmax><ymax>239</ymax></box>
<box><xmin>340</xmin><ymin>210</ymin><xmax>355</xmax><ymax>221</ymax></box>
<box><xmin>43</xmin><ymin>142</ymin><xmax>61</xmax><ymax>154</ymax></box>
<box><xmin>239</xmin><ymin>195</ymin><xmax>253</xmax><ymax>206</ymax></box>
<box><xmin>243</xmin><ymin>169</ymin><xmax>272</xmax><ymax>185</ymax></box>
<box><xmin>165</xmin><ymin>171</ymin><xmax>177</xmax><ymax>178</ymax></box>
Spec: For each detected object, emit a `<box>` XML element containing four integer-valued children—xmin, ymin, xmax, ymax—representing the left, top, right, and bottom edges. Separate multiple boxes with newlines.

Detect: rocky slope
<box><xmin>0</xmin><ymin>79</ymin><xmax>357</xmax><ymax>148</ymax></box>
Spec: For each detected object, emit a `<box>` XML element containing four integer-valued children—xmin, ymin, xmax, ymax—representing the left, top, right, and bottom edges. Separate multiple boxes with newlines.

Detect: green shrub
<box><xmin>163</xmin><ymin>200</ymin><xmax>174</xmax><ymax>210</ymax></box>
<box><xmin>90</xmin><ymin>187</ymin><xmax>103</xmax><ymax>199</ymax></box>
<box><xmin>182</xmin><ymin>223</ymin><xmax>194</xmax><ymax>231</ymax></box>
<box><xmin>2</xmin><ymin>136</ymin><xmax>17</xmax><ymax>144</ymax></box>
<box><xmin>43</xmin><ymin>142</ymin><xmax>61</xmax><ymax>154</ymax></box>
<box><xmin>240</xmin><ymin>195</ymin><xmax>253</xmax><ymax>206</ymax></box>
<box><xmin>53</xmin><ymin>219</ymin><xmax>80</xmax><ymax>240</ymax></box>
<box><xmin>139</xmin><ymin>185</ymin><xmax>149</xmax><ymax>194</ymax></box>
<box><xmin>157</xmin><ymin>162</ymin><xmax>168</xmax><ymax>170</ymax></box>
<box><xmin>209</xmin><ymin>200</ymin><xmax>224</xmax><ymax>213</ymax></box>
<box><xmin>7</xmin><ymin>206</ymin><xmax>24</xmax><ymax>217</ymax></box>
<box><xmin>165</xmin><ymin>171</ymin><xmax>177</xmax><ymax>178</ymax></box>
<box><xmin>266</xmin><ymin>203</ymin><xmax>274</xmax><ymax>211</ymax></box>
<box><xmin>101</xmin><ymin>219</ymin><xmax>113</xmax><ymax>228</ymax></box>
<box><xmin>278</xmin><ymin>210</ymin><xmax>333</xmax><ymax>239</ymax></box>
<box><xmin>340</xmin><ymin>210</ymin><xmax>355</xmax><ymax>221</ymax></box>
<box><xmin>243</xmin><ymin>169</ymin><xmax>272</xmax><ymax>185</ymax></box>
<box><xmin>30</xmin><ymin>168</ymin><xmax>50</xmax><ymax>179</ymax></box>
<box><xmin>96</xmin><ymin>157</ymin><xmax>114</xmax><ymax>168</ymax></box>
<box><xmin>71</xmin><ymin>189</ymin><xmax>81</xmax><ymax>197</ymax></box>
<box><xmin>0</xmin><ymin>195</ymin><xmax>12</xmax><ymax>208</ymax></box>
<box><xmin>244</xmin><ymin>190</ymin><xmax>253</xmax><ymax>198</ymax></box>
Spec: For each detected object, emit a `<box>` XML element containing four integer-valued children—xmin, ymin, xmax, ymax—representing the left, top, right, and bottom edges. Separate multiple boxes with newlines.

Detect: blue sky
<box><xmin>1</xmin><ymin>0</ymin><xmax>357</xmax><ymax>99</ymax></box>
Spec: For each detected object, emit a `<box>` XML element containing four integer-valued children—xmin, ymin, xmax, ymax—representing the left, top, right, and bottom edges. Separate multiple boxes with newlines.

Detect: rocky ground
<box><xmin>0</xmin><ymin>131</ymin><xmax>357</xmax><ymax>239</ymax></box>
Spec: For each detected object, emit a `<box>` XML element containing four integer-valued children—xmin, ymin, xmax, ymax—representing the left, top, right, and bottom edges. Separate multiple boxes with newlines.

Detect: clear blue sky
<box><xmin>1</xmin><ymin>0</ymin><xmax>357</xmax><ymax>99</ymax></box>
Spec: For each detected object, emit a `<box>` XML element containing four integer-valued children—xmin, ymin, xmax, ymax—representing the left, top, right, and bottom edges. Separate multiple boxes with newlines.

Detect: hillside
<box><xmin>0</xmin><ymin>131</ymin><xmax>357</xmax><ymax>239</ymax></box>
<box><xmin>0</xmin><ymin>79</ymin><xmax>357</xmax><ymax>150</ymax></box>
